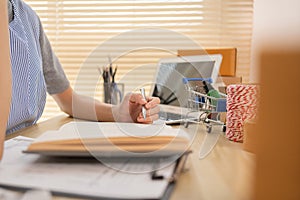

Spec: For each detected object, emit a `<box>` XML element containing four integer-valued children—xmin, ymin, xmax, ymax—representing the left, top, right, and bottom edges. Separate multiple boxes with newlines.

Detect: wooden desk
<box><xmin>5</xmin><ymin>115</ymin><xmax>255</xmax><ymax>200</ymax></box>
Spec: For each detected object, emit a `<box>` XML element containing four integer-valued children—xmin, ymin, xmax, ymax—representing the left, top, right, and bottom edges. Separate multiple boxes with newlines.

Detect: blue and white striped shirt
<box><xmin>6</xmin><ymin>0</ymin><xmax>69</xmax><ymax>134</ymax></box>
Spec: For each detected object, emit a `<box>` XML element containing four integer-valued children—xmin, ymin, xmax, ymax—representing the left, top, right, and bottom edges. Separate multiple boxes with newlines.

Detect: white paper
<box><xmin>20</xmin><ymin>190</ymin><xmax>52</xmax><ymax>200</ymax></box>
<box><xmin>0</xmin><ymin>136</ymin><xmax>177</xmax><ymax>199</ymax></box>
<box><xmin>33</xmin><ymin>121</ymin><xmax>190</xmax><ymax>143</ymax></box>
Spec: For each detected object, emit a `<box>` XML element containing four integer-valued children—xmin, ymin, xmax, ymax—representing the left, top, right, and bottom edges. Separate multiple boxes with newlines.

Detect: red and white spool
<box><xmin>226</xmin><ymin>85</ymin><xmax>259</xmax><ymax>142</ymax></box>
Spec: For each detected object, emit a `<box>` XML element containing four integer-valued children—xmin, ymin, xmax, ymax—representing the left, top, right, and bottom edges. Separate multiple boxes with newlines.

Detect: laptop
<box><xmin>149</xmin><ymin>54</ymin><xmax>222</xmax><ymax>124</ymax></box>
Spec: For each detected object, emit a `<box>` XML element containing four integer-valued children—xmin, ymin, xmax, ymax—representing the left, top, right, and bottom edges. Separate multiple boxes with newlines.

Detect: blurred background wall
<box><xmin>250</xmin><ymin>0</ymin><xmax>300</xmax><ymax>82</ymax></box>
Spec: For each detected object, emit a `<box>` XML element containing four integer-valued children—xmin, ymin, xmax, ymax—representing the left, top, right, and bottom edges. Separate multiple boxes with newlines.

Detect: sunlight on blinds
<box><xmin>24</xmin><ymin>0</ymin><xmax>253</xmax><ymax>121</ymax></box>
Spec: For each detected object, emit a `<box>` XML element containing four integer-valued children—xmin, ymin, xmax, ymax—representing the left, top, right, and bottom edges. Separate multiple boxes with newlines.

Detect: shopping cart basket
<box><xmin>182</xmin><ymin>78</ymin><xmax>227</xmax><ymax>133</ymax></box>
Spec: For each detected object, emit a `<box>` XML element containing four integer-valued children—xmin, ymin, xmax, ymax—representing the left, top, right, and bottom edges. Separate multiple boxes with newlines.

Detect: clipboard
<box><xmin>155</xmin><ymin>150</ymin><xmax>192</xmax><ymax>200</ymax></box>
<box><xmin>1</xmin><ymin>135</ymin><xmax>192</xmax><ymax>200</ymax></box>
<box><xmin>151</xmin><ymin>150</ymin><xmax>191</xmax><ymax>182</ymax></box>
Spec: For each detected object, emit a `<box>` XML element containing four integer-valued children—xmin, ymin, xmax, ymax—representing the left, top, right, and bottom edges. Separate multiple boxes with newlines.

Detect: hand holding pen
<box><xmin>135</xmin><ymin>87</ymin><xmax>162</xmax><ymax>123</ymax></box>
<box><xmin>111</xmin><ymin>90</ymin><xmax>160</xmax><ymax>123</ymax></box>
<box><xmin>98</xmin><ymin>58</ymin><xmax>160</xmax><ymax>123</ymax></box>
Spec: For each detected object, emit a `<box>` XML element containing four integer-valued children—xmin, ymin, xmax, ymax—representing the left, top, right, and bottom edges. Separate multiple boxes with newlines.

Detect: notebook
<box><xmin>23</xmin><ymin>122</ymin><xmax>190</xmax><ymax>157</ymax></box>
<box><xmin>150</xmin><ymin>55</ymin><xmax>222</xmax><ymax>124</ymax></box>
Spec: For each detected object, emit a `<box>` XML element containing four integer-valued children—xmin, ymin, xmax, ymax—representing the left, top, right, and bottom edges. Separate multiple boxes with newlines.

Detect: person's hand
<box><xmin>112</xmin><ymin>93</ymin><xmax>160</xmax><ymax>123</ymax></box>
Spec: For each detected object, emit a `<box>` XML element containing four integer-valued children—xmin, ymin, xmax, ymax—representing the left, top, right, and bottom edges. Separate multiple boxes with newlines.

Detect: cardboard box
<box><xmin>255</xmin><ymin>50</ymin><xmax>300</xmax><ymax>200</ymax></box>
<box><xmin>243</xmin><ymin>120</ymin><xmax>257</xmax><ymax>153</ymax></box>
<box><xmin>217</xmin><ymin>76</ymin><xmax>242</xmax><ymax>94</ymax></box>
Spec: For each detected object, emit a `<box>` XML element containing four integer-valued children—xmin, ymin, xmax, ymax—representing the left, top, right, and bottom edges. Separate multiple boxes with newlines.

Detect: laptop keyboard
<box><xmin>159</xmin><ymin>112</ymin><xmax>187</xmax><ymax>120</ymax></box>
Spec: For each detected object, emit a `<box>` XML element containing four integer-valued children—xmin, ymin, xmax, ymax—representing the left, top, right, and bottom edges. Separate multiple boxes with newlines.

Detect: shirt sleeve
<box><xmin>38</xmin><ymin>19</ymin><xmax>70</xmax><ymax>95</ymax></box>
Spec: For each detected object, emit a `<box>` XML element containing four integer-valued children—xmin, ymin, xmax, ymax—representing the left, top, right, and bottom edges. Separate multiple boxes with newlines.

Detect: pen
<box><xmin>140</xmin><ymin>88</ymin><xmax>147</xmax><ymax>119</ymax></box>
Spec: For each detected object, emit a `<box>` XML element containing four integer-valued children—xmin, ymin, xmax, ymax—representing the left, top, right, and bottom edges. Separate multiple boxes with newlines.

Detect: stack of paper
<box><xmin>0</xmin><ymin>136</ymin><xmax>179</xmax><ymax>199</ymax></box>
<box><xmin>1</xmin><ymin>122</ymin><xmax>192</xmax><ymax>199</ymax></box>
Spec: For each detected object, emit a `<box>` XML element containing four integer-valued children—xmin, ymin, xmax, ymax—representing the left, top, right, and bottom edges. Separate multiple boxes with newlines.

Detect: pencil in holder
<box><xmin>103</xmin><ymin>82</ymin><xmax>124</xmax><ymax>105</ymax></box>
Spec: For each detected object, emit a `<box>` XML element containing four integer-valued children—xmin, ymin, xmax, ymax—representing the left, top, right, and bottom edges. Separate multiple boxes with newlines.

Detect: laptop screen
<box><xmin>151</xmin><ymin>55</ymin><xmax>222</xmax><ymax>107</ymax></box>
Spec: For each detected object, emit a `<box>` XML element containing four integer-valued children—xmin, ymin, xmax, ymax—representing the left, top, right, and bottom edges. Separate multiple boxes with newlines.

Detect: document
<box><xmin>0</xmin><ymin>136</ymin><xmax>180</xmax><ymax>199</ymax></box>
<box><xmin>24</xmin><ymin>122</ymin><xmax>191</xmax><ymax>157</ymax></box>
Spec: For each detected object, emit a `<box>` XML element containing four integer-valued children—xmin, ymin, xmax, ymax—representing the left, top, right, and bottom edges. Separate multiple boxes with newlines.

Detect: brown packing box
<box><xmin>243</xmin><ymin>120</ymin><xmax>257</xmax><ymax>153</ymax></box>
<box><xmin>178</xmin><ymin>48</ymin><xmax>237</xmax><ymax>76</ymax></box>
<box><xmin>217</xmin><ymin>76</ymin><xmax>242</xmax><ymax>86</ymax></box>
<box><xmin>255</xmin><ymin>51</ymin><xmax>300</xmax><ymax>200</ymax></box>
<box><xmin>217</xmin><ymin>76</ymin><xmax>242</xmax><ymax>94</ymax></box>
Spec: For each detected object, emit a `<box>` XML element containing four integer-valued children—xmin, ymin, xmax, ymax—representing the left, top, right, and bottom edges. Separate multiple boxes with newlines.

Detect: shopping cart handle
<box><xmin>182</xmin><ymin>77</ymin><xmax>213</xmax><ymax>84</ymax></box>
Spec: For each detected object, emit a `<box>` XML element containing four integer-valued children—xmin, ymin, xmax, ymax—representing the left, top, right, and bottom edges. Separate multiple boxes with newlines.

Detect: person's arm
<box><xmin>0</xmin><ymin>0</ymin><xmax>12</xmax><ymax>160</ymax></box>
<box><xmin>52</xmin><ymin>86</ymin><xmax>160</xmax><ymax>123</ymax></box>
<box><xmin>37</xmin><ymin>10</ymin><xmax>160</xmax><ymax>123</ymax></box>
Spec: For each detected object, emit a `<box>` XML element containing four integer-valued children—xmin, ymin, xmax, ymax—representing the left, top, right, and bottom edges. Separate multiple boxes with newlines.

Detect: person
<box><xmin>0</xmin><ymin>0</ymin><xmax>12</xmax><ymax>161</ymax></box>
<box><xmin>0</xmin><ymin>0</ymin><xmax>160</xmax><ymax>159</ymax></box>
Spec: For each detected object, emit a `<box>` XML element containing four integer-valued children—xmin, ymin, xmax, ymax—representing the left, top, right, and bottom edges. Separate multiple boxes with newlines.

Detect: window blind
<box><xmin>24</xmin><ymin>0</ymin><xmax>253</xmax><ymax>121</ymax></box>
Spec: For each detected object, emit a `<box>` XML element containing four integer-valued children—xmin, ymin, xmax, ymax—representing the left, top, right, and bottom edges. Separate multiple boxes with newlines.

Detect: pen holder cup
<box><xmin>103</xmin><ymin>82</ymin><xmax>124</xmax><ymax>105</ymax></box>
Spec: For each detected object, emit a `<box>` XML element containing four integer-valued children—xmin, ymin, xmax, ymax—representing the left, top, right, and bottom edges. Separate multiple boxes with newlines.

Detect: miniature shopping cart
<box><xmin>182</xmin><ymin>78</ymin><xmax>227</xmax><ymax>133</ymax></box>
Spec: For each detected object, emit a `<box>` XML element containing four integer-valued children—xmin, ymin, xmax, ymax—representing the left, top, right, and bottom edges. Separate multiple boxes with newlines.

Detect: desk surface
<box><xmin>5</xmin><ymin>115</ymin><xmax>255</xmax><ymax>200</ymax></box>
